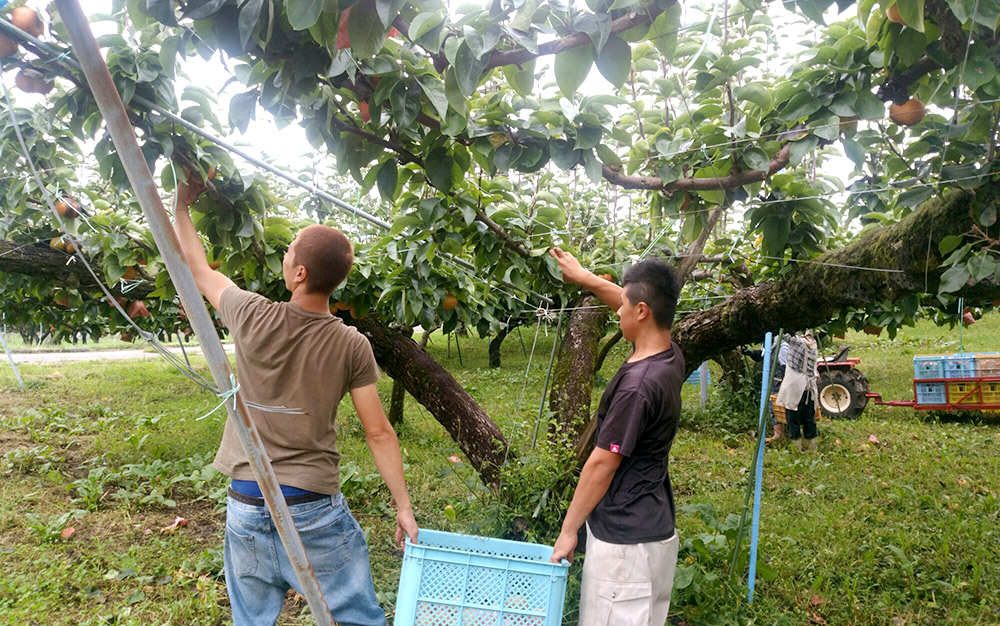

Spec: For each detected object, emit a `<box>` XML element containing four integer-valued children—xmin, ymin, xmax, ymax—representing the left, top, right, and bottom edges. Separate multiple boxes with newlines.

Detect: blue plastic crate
<box><xmin>913</xmin><ymin>356</ymin><xmax>944</xmax><ymax>380</ymax></box>
<box><xmin>915</xmin><ymin>382</ymin><xmax>946</xmax><ymax>405</ymax></box>
<box><xmin>943</xmin><ymin>355</ymin><xmax>976</xmax><ymax>379</ymax></box>
<box><xmin>396</xmin><ymin>529</ymin><xmax>569</xmax><ymax>626</ymax></box>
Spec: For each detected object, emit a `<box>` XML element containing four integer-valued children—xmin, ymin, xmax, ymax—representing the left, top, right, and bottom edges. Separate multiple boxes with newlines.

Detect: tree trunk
<box><xmin>341</xmin><ymin>313</ymin><xmax>509</xmax><ymax>487</ymax></box>
<box><xmin>488</xmin><ymin>322</ymin><xmax>513</xmax><ymax>368</ymax></box>
<box><xmin>593</xmin><ymin>329</ymin><xmax>623</xmax><ymax>373</ymax></box>
<box><xmin>388</xmin><ymin>377</ymin><xmax>405</xmax><ymax>427</ymax></box>
<box><xmin>548</xmin><ymin>294</ymin><xmax>609</xmax><ymax>437</ymax></box>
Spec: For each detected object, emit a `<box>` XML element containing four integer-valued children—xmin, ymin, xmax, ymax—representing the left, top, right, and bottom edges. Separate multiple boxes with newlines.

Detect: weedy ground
<box><xmin>0</xmin><ymin>314</ymin><xmax>997</xmax><ymax>625</ymax></box>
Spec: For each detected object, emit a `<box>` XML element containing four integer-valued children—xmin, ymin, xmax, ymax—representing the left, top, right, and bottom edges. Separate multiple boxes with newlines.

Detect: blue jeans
<box><xmin>224</xmin><ymin>492</ymin><xmax>385</xmax><ymax>626</ymax></box>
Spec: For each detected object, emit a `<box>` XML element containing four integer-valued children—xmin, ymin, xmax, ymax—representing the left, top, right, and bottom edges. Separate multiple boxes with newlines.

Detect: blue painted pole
<box><xmin>747</xmin><ymin>332</ymin><xmax>771</xmax><ymax>602</ymax></box>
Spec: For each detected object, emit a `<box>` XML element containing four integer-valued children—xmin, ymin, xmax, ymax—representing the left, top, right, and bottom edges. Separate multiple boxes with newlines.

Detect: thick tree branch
<box><xmin>672</xmin><ymin>179</ymin><xmax>1000</xmax><ymax>375</ymax></box>
<box><xmin>484</xmin><ymin>3</ymin><xmax>670</xmax><ymax>71</ymax></box>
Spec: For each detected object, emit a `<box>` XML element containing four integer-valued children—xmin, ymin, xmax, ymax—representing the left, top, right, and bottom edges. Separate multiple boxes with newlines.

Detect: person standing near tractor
<box><xmin>548</xmin><ymin>248</ymin><xmax>685</xmax><ymax>626</ymax></box>
<box><xmin>775</xmin><ymin>330</ymin><xmax>820</xmax><ymax>452</ymax></box>
<box><xmin>172</xmin><ymin>168</ymin><xmax>418</xmax><ymax>626</ymax></box>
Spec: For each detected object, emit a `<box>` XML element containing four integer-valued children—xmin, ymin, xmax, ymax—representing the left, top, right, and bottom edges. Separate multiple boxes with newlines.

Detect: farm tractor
<box><xmin>816</xmin><ymin>348</ymin><xmax>1000</xmax><ymax>419</ymax></box>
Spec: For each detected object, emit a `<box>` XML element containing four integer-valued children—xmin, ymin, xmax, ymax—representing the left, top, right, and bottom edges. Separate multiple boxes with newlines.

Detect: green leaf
<box><xmin>842</xmin><ymin>137</ymin><xmax>865</xmax><ymax>168</ymax></box>
<box><xmin>416</xmin><ymin>75</ymin><xmax>449</xmax><ymax>120</ymax></box>
<box><xmin>347</xmin><ymin>0</ymin><xmax>387</xmax><ymax>59</ymax></box>
<box><xmin>146</xmin><ymin>0</ymin><xmax>178</xmax><ymax>25</ymax></box>
<box><xmin>238</xmin><ymin>0</ymin><xmax>265</xmax><ymax>51</ymax></box>
<box><xmin>895</xmin><ymin>0</ymin><xmax>925</xmax><ymax>31</ymax></box>
<box><xmin>581</xmin><ymin>149</ymin><xmax>603</xmax><ymax>184</ymax></box>
<box><xmin>228</xmin><ymin>90</ymin><xmax>258</xmax><ymax>133</ymax></box>
<box><xmin>409</xmin><ymin>12</ymin><xmax>444</xmax><ymax>40</ymax></box>
<box><xmin>502</xmin><ymin>59</ymin><xmax>535</xmax><ymax>97</ymax></box>
<box><xmin>454</xmin><ymin>41</ymin><xmax>488</xmax><ymax>96</ymax></box>
<box><xmin>286</xmin><ymin>0</ymin><xmax>323</xmax><ymax>30</ymax></box>
<box><xmin>854</xmin><ymin>91</ymin><xmax>885</xmax><ymax>121</ymax></box>
<box><xmin>743</xmin><ymin>147</ymin><xmax>770</xmax><ymax>171</ymax></box>
<box><xmin>938</xmin><ymin>234</ymin><xmax>964</xmax><ymax>255</ymax></box>
<box><xmin>761</xmin><ymin>215</ymin><xmax>791</xmax><ymax>257</ymax></box>
<box><xmin>962</xmin><ymin>57</ymin><xmax>996</xmax><ymax>91</ymax></box>
<box><xmin>575</xmin><ymin>125</ymin><xmax>603</xmax><ymax>150</ymax></box>
<box><xmin>573</xmin><ymin>13</ymin><xmax>611</xmax><ymax>53</ymax></box>
<box><xmin>554</xmin><ymin>43</ymin><xmax>594</xmax><ymax>97</ymax></box>
<box><xmin>425</xmin><ymin>147</ymin><xmax>454</xmax><ymax>193</ymax></box>
<box><xmin>390</xmin><ymin>81</ymin><xmax>421</xmax><ymax>128</ymax></box>
<box><xmin>595</xmin><ymin>36</ymin><xmax>630</xmax><ymax>90</ymax></box>
<box><xmin>155</xmin><ymin>37</ymin><xmax>181</xmax><ymax>83</ymax></box>
<box><xmin>735</xmin><ymin>83</ymin><xmax>772</xmax><ymax>111</ymax></box>
<box><xmin>377</xmin><ymin>160</ymin><xmax>398</xmax><ymax>202</ymax></box>
<box><xmin>980</xmin><ymin>202</ymin><xmax>997</xmax><ymax>228</ymax></box>
<box><xmin>376</xmin><ymin>0</ymin><xmax>406</xmax><ymax>29</ymax></box>
<box><xmin>938</xmin><ymin>263</ymin><xmax>970</xmax><ymax>293</ymax></box>
<box><xmin>550</xmin><ymin>139</ymin><xmax>581</xmax><ymax>170</ymax></box>
<box><xmin>648</xmin><ymin>4</ymin><xmax>681</xmax><ymax>59</ymax></box>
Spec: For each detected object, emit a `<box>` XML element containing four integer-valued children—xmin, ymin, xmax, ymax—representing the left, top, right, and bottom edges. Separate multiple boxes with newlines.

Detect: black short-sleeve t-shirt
<box><xmin>589</xmin><ymin>343</ymin><xmax>685</xmax><ymax>544</ymax></box>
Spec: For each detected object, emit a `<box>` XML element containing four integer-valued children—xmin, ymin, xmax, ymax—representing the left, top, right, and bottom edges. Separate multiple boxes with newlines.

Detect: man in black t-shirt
<box><xmin>549</xmin><ymin>249</ymin><xmax>685</xmax><ymax>626</ymax></box>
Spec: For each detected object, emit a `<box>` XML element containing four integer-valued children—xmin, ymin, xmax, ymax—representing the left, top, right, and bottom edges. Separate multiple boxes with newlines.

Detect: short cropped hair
<box><xmin>294</xmin><ymin>225</ymin><xmax>353</xmax><ymax>295</ymax></box>
<box><xmin>622</xmin><ymin>258</ymin><xmax>680</xmax><ymax>329</ymax></box>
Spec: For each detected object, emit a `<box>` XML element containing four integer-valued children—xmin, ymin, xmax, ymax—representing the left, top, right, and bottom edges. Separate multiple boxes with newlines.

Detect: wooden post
<box><xmin>53</xmin><ymin>3</ymin><xmax>335</xmax><ymax>623</ymax></box>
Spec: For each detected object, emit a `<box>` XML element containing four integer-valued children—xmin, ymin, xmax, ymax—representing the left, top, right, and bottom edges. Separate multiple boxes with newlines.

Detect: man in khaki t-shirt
<box><xmin>172</xmin><ymin>170</ymin><xmax>417</xmax><ymax>626</ymax></box>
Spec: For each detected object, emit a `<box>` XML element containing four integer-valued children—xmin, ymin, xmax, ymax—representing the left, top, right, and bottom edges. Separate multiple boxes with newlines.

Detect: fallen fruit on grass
<box><xmin>15</xmin><ymin>68</ymin><xmax>53</xmax><ymax>94</ymax></box>
<box><xmin>126</xmin><ymin>300</ymin><xmax>150</xmax><ymax>318</ymax></box>
<box><xmin>886</xmin><ymin>3</ymin><xmax>905</xmax><ymax>25</ymax></box>
<box><xmin>889</xmin><ymin>98</ymin><xmax>925</xmax><ymax>126</ymax></box>
<box><xmin>0</xmin><ymin>33</ymin><xmax>19</xmax><ymax>58</ymax></box>
<box><xmin>12</xmin><ymin>6</ymin><xmax>44</xmax><ymax>37</ymax></box>
<box><xmin>442</xmin><ymin>294</ymin><xmax>458</xmax><ymax>311</ymax></box>
<box><xmin>863</xmin><ymin>325</ymin><xmax>883</xmax><ymax>336</ymax></box>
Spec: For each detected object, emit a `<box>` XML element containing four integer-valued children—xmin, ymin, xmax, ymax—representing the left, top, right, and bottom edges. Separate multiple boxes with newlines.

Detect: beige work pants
<box><xmin>579</xmin><ymin>525</ymin><xmax>679</xmax><ymax>626</ymax></box>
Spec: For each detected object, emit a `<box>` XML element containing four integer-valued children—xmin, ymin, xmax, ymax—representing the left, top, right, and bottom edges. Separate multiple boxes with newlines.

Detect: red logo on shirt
<box><xmin>609</xmin><ymin>444</ymin><xmax>620</xmax><ymax>453</ymax></box>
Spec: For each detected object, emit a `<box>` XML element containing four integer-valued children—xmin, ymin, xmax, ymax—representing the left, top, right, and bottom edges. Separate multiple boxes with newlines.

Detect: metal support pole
<box><xmin>698</xmin><ymin>361</ymin><xmax>708</xmax><ymax>407</ymax></box>
<box><xmin>1</xmin><ymin>317</ymin><xmax>25</xmax><ymax>389</ymax></box>
<box><xmin>54</xmin><ymin>3</ymin><xmax>335</xmax><ymax>623</ymax></box>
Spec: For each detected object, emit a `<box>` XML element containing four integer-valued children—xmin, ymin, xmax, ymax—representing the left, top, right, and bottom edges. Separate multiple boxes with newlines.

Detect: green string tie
<box><xmin>196</xmin><ymin>374</ymin><xmax>240</xmax><ymax>421</ymax></box>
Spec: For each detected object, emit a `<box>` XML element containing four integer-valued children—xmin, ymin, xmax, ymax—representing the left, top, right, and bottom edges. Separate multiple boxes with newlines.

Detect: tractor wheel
<box><xmin>817</xmin><ymin>369</ymin><xmax>868</xmax><ymax>420</ymax></box>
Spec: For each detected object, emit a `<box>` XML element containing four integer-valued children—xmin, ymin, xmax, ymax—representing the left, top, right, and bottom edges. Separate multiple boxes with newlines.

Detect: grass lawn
<box><xmin>1</xmin><ymin>313</ymin><xmax>998</xmax><ymax>625</ymax></box>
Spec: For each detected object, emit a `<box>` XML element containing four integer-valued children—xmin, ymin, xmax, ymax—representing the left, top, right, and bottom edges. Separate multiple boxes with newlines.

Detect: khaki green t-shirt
<box><xmin>212</xmin><ymin>287</ymin><xmax>379</xmax><ymax>495</ymax></box>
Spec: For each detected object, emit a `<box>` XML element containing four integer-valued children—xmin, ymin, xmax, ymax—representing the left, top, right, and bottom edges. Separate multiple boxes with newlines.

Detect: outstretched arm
<box><xmin>549</xmin><ymin>248</ymin><xmax>623</xmax><ymax>312</ymax></box>
<box><xmin>351</xmin><ymin>383</ymin><xmax>418</xmax><ymax>548</ymax></box>
<box><xmin>171</xmin><ymin>167</ymin><xmax>235</xmax><ymax>309</ymax></box>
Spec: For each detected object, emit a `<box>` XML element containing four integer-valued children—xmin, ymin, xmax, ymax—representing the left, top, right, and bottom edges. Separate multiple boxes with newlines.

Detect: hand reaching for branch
<box><xmin>174</xmin><ymin>164</ymin><xmax>207</xmax><ymax>210</ymax></box>
<box><xmin>549</xmin><ymin>247</ymin><xmax>592</xmax><ymax>285</ymax></box>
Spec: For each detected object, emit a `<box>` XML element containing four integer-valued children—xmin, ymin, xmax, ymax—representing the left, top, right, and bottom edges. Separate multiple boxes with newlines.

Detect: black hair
<box><xmin>622</xmin><ymin>258</ymin><xmax>680</xmax><ymax>330</ymax></box>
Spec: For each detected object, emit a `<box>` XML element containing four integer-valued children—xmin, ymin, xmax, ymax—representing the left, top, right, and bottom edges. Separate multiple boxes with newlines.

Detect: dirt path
<box><xmin>5</xmin><ymin>344</ymin><xmax>234</xmax><ymax>365</ymax></box>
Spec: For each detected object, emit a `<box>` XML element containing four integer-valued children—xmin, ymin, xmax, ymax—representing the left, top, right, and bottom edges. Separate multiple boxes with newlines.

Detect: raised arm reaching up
<box><xmin>549</xmin><ymin>247</ymin><xmax>623</xmax><ymax>311</ymax></box>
